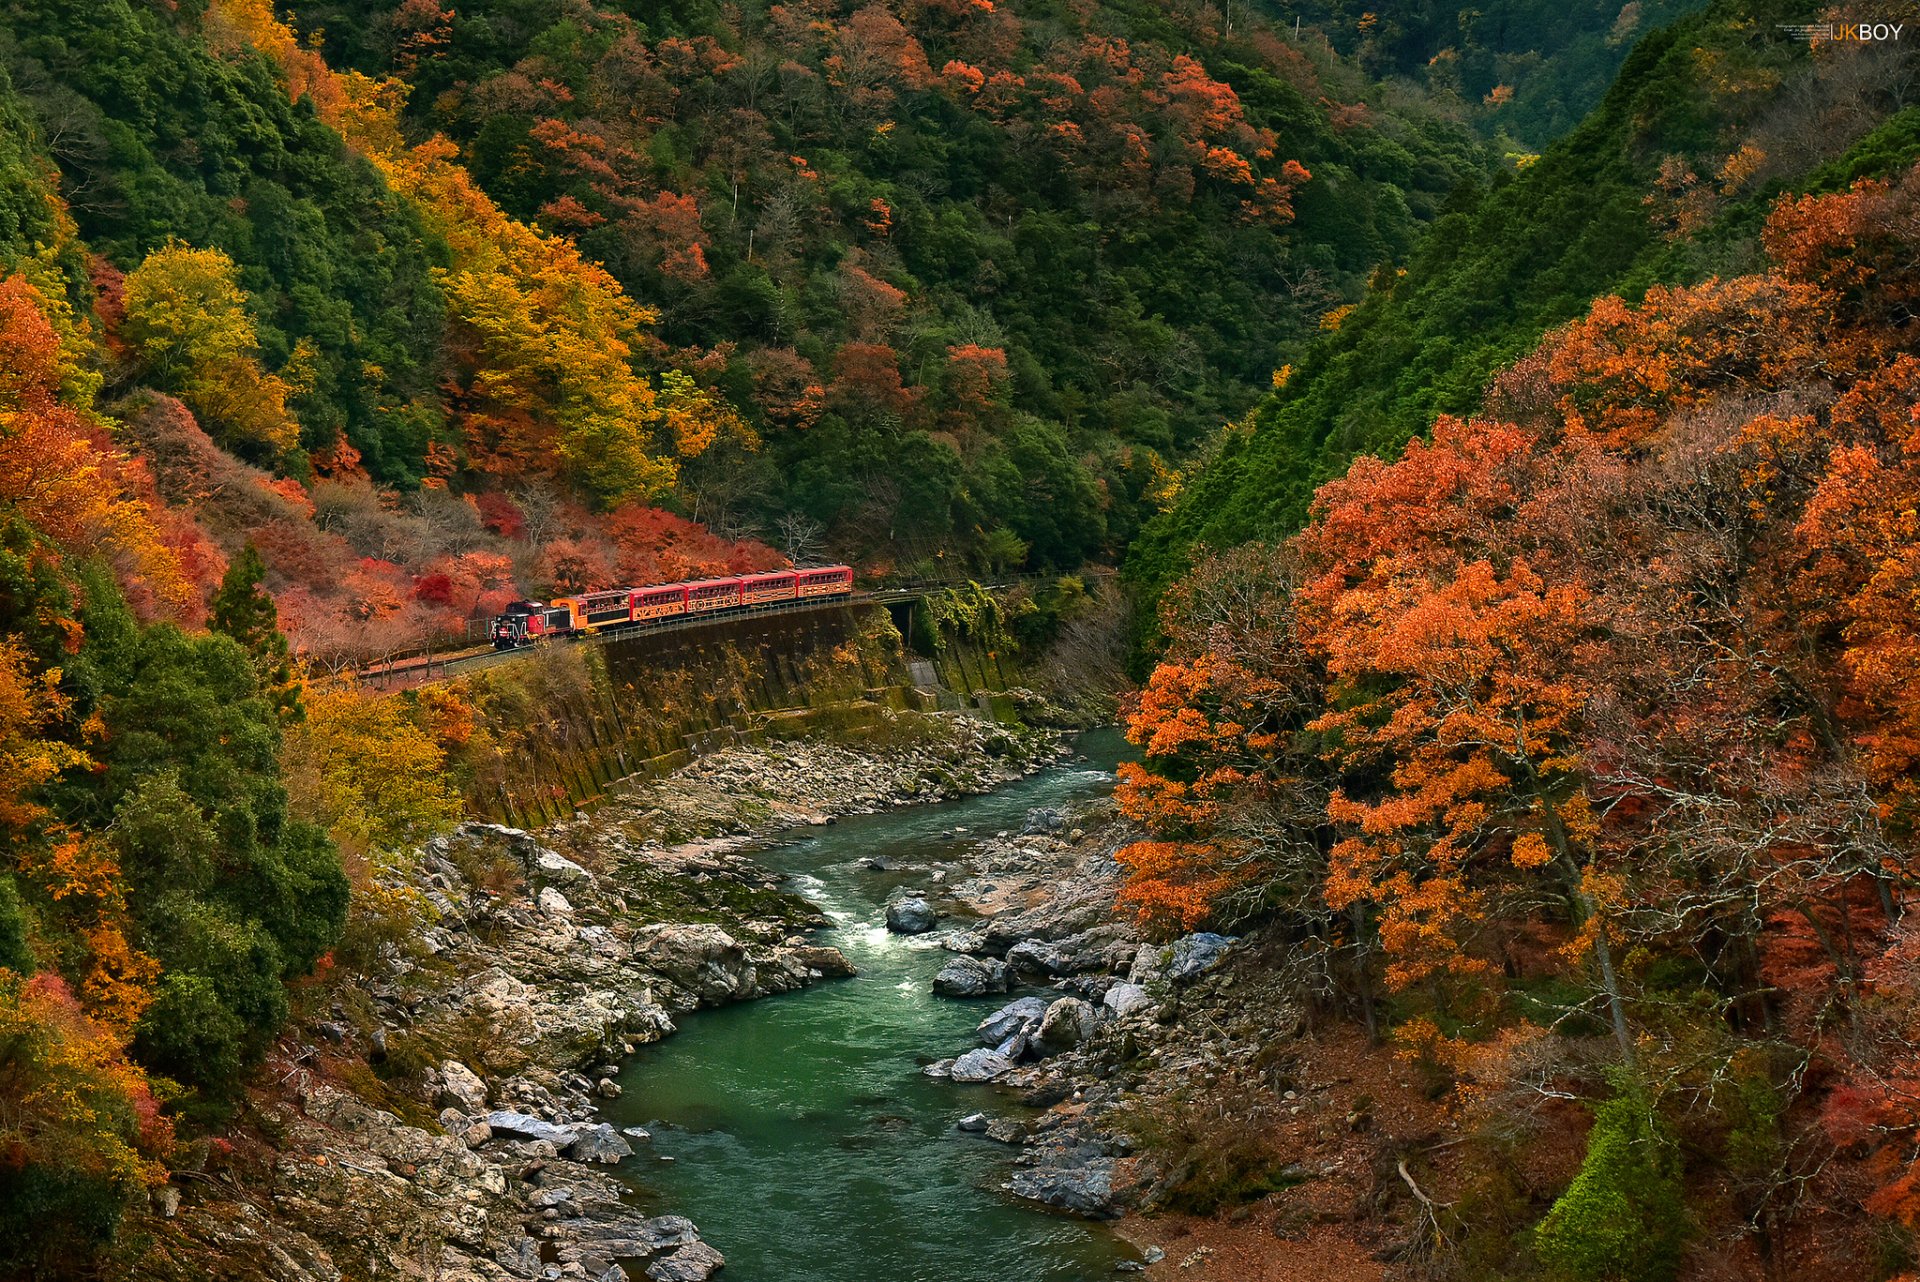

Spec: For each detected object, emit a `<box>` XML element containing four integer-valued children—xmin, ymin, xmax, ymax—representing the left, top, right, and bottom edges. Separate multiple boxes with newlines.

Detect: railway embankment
<box><xmin>424</xmin><ymin>581</ymin><xmax>1125</xmax><ymax>829</ymax></box>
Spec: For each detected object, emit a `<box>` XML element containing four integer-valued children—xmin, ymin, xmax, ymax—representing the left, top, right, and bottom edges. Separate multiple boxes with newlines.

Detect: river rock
<box><xmin>1005</xmin><ymin>938</ymin><xmax>1070</xmax><ymax>976</ymax></box>
<box><xmin>1035</xmin><ymin>997</ymin><xmax>1097</xmax><ymax>1055</ymax></box>
<box><xmin>641</xmin><ymin>1216</ymin><xmax>700</xmax><ymax>1250</ymax></box>
<box><xmin>634</xmin><ymin>923</ymin><xmax>757</xmax><ymax>1005</ymax></box>
<box><xmin>948</xmin><ymin>1048</ymin><xmax>1019</xmax><ymax>1082</ymax></box>
<box><xmin>885</xmin><ymin>895</ymin><xmax>936</xmax><ymax>934</ymax></box>
<box><xmin>1021</xmin><ymin>806</ymin><xmax>1068</xmax><ymax>835</ymax></box>
<box><xmin>533</xmin><ymin>847</ymin><xmax>596</xmax><ymax>888</ymax></box>
<box><xmin>1101</xmin><ymin>983</ymin><xmax>1154</xmax><ymax>1018</ymax></box>
<box><xmin>646</xmin><ymin>1241</ymin><xmax>725</xmax><ymax>1282</ymax></box>
<box><xmin>976</xmin><ymin>996</ymin><xmax>1051</xmax><ymax>1047</ymax></box>
<box><xmin>1008</xmin><ymin>1138</ymin><xmax>1119</xmax><ymax>1217</ymax></box>
<box><xmin>957</xmin><ymin>1112</ymin><xmax>990</xmax><ymax>1132</ymax></box>
<box><xmin>564</xmin><ymin>1123</ymin><xmax>633</xmax><ymax>1164</ymax></box>
<box><xmin>485</xmin><ymin>1111</ymin><xmax>573</xmax><ymax>1145</ymax></box>
<box><xmin>437</xmin><ymin>1060</ymin><xmax>489</xmax><ymax>1113</ymax></box>
<box><xmin>785</xmin><ymin>943</ymin><xmax>856</xmax><ymax>977</ymax></box>
<box><xmin>932</xmin><ymin>954</ymin><xmax>1010</xmax><ymax>997</ymax></box>
<box><xmin>1166</xmin><ymin>932</ymin><xmax>1237</xmax><ymax>982</ymax></box>
<box><xmin>985</xmin><ymin>1117</ymin><xmax>1025</xmax><ymax>1144</ymax></box>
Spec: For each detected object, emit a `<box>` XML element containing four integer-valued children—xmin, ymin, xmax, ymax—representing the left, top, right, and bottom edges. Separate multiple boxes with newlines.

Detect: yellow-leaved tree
<box><xmin>203</xmin><ymin>0</ymin><xmax>736</xmax><ymax>507</ymax></box>
<box><xmin>119</xmin><ymin>241</ymin><xmax>302</xmax><ymax>460</ymax></box>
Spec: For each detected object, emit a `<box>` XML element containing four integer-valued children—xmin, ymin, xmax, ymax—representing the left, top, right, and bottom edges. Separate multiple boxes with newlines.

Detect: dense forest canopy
<box><xmin>1253</xmin><ymin>0</ymin><xmax>1710</xmax><ymax>146</ymax></box>
<box><xmin>275</xmin><ymin>0</ymin><xmax>1494</xmax><ymax>572</ymax></box>
<box><xmin>3</xmin><ymin>0</ymin><xmax>1920</xmax><ymax>1276</ymax></box>
<box><xmin>1128</xmin><ymin>0</ymin><xmax>1920</xmax><ymax>617</ymax></box>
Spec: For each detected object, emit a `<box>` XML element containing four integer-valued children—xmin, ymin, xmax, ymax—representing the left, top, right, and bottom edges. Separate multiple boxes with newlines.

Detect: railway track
<box><xmin>333</xmin><ymin>585</ymin><xmax>945</xmax><ymax>689</ymax></box>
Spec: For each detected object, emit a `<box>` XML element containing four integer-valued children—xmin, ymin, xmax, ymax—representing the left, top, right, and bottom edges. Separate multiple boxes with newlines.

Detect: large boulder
<box><xmin>932</xmin><ymin>954</ymin><xmax>1010</xmax><ymax>998</ymax></box>
<box><xmin>1008</xmin><ymin>1143</ymin><xmax>1119</xmax><ymax>1218</ymax></box>
<box><xmin>1166</xmin><ymin>932</ymin><xmax>1237</xmax><ymax>982</ymax></box>
<box><xmin>563</xmin><ymin>1122</ymin><xmax>633</xmax><ymax>1164</ymax></box>
<box><xmin>784</xmin><ymin>944</ymin><xmax>857</xmax><ymax>977</ymax></box>
<box><xmin>437</xmin><ymin>1060</ymin><xmax>488</xmax><ymax>1113</ymax></box>
<box><xmin>1021</xmin><ymin>806</ymin><xmax>1067</xmax><ymax>835</ymax></box>
<box><xmin>975</xmin><ymin>996</ymin><xmax>1052</xmax><ymax>1048</ymax></box>
<box><xmin>485</xmin><ymin>1111</ymin><xmax>573</xmax><ymax>1145</ymax></box>
<box><xmin>885</xmin><ymin>896</ymin><xmax>936</xmax><ymax>935</ymax></box>
<box><xmin>532</xmin><ymin>846</ymin><xmax>596</xmax><ymax>888</ymax></box>
<box><xmin>634</xmin><ymin>924</ymin><xmax>757</xmax><ymax>1005</ymax></box>
<box><xmin>1101</xmin><ymin>983</ymin><xmax>1154</xmax><ymax>1018</ymax></box>
<box><xmin>1005</xmin><ymin>938</ymin><xmax>1070</xmax><ymax>976</ymax></box>
<box><xmin>1034</xmin><ymin>997</ymin><xmax>1097</xmax><ymax>1056</ymax></box>
<box><xmin>948</xmin><ymin>1048</ymin><xmax>1019</xmax><ymax>1082</ymax></box>
<box><xmin>1131</xmin><ymin>931</ymin><xmax>1238</xmax><ymax>984</ymax></box>
<box><xmin>646</xmin><ymin>1242</ymin><xmax>725</xmax><ymax>1282</ymax></box>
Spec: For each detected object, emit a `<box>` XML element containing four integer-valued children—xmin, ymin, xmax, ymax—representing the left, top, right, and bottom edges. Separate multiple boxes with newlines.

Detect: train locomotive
<box><xmin>489</xmin><ymin>565</ymin><xmax>855</xmax><ymax>650</ymax></box>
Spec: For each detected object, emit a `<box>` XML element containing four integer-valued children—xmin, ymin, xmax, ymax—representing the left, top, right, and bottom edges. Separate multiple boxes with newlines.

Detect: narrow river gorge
<box><xmin>603</xmin><ymin>730</ymin><xmax>1137</xmax><ymax>1281</ymax></box>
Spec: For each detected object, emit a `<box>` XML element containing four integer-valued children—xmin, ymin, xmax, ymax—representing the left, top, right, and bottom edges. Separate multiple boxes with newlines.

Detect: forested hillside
<box><xmin>1130</xmin><ymin>0</ymin><xmax>1920</xmax><ymax>609</ymax></box>
<box><xmin>274</xmin><ymin>0</ymin><xmax>1487</xmax><ymax>571</ymax></box>
<box><xmin>1112</xmin><ymin>5</ymin><xmax>1920</xmax><ymax>1275</ymax></box>
<box><xmin>8</xmin><ymin>0</ymin><xmax>1920</xmax><ymax>1275</ymax></box>
<box><xmin>1255</xmin><ymin>0</ymin><xmax>1709</xmax><ymax>147</ymax></box>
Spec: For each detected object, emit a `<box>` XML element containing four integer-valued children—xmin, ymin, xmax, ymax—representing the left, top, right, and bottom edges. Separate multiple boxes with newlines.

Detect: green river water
<box><xmin>603</xmin><ymin>729</ymin><xmax>1140</xmax><ymax>1281</ymax></box>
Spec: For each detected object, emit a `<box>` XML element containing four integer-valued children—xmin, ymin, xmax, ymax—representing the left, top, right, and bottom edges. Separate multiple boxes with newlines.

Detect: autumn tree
<box><xmin>119</xmin><ymin>242</ymin><xmax>301</xmax><ymax>461</ymax></box>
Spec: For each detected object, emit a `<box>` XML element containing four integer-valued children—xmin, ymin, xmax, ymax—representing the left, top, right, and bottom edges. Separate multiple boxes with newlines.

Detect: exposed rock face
<box><xmin>976</xmin><ymin>996</ymin><xmax>1052</xmax><ymax>1047</ymax></box>
<box><xmin>1034</xmin><ymin>997</ymin><xmax>1097</xmax><ymax>1056</ymax></box>
<box><xmin>1164</xmin><ymin>932</ymin><xmax>1238</xmax><ymax>983</ymax></box>
<box><xmin>932</xmin><ymin>954</ymin><xmax>1010</xmax><ymax>997</ymax></box>
<box><xmin>884</xmin><ymin>895</ymin><xmax>937</xmax><ymax>934</ymax></box>
<box><xmin>634</xmin><ymin>923</ymin><xmax>758</xmax><ymax>1007</ymax></box>
<box><xmin>438</xmin><ymin>1060</ymin><xmax>489</xmax><ymax>1113</ymax></box>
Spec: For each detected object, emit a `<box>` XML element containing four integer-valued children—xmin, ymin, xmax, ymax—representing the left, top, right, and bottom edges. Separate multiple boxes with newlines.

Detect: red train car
<box><xmin>798</xmin><ymin>566</ymin><xmax>854</xmax><ymax>598</ymax></box>
<box><xmin>490</xmin><ymin>566</ymin><xmax>854</xmax><ymax>650</ymax></box>
<box><xmin>686</xmin><ymin>577</ymin><xmax>743</xmax><ymax>614</ymax></box>
<box><xmin>741</xmin><ymin>571</ymin><xmax>798</xmax><ymax>606</ymax></box>
<box><xmin>633</xmin><ymin>584</ymin><xmax>688</xmax><ymax>622</ymax></box>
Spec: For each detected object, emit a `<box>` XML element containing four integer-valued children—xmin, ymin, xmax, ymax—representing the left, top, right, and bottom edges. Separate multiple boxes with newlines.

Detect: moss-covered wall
<box><xmin>445</xmin><ymin>605</ymin><xmax>947</xmax><ymax>826</ymax></box>
<box><xmin>423</xmin><ymin>579</ymin><xmax>1127</xmax><ymax>826</ymax></box>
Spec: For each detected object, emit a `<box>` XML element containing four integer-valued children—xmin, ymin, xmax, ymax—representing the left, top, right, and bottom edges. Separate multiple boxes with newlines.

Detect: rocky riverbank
<box><xmin>891</xmin><ymin>790</ymin><xmax>1421</xmax><ymax>1282</ymax></box>
<box><xmin>856</xmin><ymin>795</ymin><xmax>1249</xmax><ymax>1220</ymax></box>
<box><xmin>136</xmin><ymin>712</ymin><xmax>1066</xmax><ymax>1282</ymax></box>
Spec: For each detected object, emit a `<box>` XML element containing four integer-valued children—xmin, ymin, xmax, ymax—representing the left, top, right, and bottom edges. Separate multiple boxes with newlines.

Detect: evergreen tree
<box><xmin>210</xmin><ymin>544</ymin><xmax>303</xmax><ymax>724</ymax></box>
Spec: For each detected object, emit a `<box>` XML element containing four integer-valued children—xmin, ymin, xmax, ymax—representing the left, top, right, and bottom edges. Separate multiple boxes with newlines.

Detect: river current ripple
<box><xmin>602</xmin><ymin>729</ymin><xmax>1136</xmax><ymax>1282</ymax></box>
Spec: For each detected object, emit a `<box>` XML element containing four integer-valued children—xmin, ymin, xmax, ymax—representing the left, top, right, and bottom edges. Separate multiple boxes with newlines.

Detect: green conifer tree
<box><xmin>209</xmin><ymin>543</ymin><xmax>304</xmax><ymax>724</ymax></box>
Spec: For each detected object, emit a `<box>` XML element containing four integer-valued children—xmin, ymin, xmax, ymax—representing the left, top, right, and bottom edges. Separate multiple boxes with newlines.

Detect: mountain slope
<box><xmin>275</xmin><ymin>0</ymin><xmax>1492</xmax><ymax>569</ymax></box>
<box><xmin>1127</xmin><ymin>0</ymin><xmax>1920</xmax><ymax>613</ymax></box>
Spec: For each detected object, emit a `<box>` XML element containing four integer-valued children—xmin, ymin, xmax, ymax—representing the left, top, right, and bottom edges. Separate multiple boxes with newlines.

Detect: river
<box><xmin>602</xmin><ymin>728</ymin><xmax>1139</xmax><ymax>1281</ymax></box>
